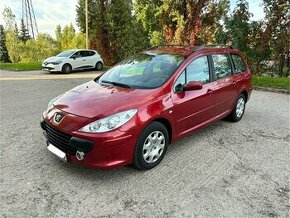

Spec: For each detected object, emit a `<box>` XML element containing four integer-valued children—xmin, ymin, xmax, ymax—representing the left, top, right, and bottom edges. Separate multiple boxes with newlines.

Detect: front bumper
<box><xmin>42</xmin><ymin>63</ymin><xmax>62</xmax><ymax>72</ymax></box>
<box><xmin>40</xmin><ymin>111</ymin><xmax>139</xmax><ymax>169</ymax></box>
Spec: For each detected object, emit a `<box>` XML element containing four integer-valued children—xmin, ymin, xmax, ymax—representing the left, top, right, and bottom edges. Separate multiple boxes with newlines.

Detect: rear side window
<box><xmin>212</xmin><ymin>54</ymin><xmax>232</xmax><ymax>80</ymax></box>
<box><xmin>80</xmin><ymin>51</ymin><xmax>95</xmax><ymax>57</ymax></box>
<box><xmin>88</xmin><ymin>51</ymin><xmax>95</xmax><ymax>56</ymax></box>
<box><xmin>231</xmin><ymin>54</ymin><xmax>246</xmax><ymax>73</ymax></box>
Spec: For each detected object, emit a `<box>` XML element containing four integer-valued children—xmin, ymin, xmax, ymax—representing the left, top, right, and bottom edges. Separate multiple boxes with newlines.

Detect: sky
<box><xmin>0</xmin><ymin>0</ymin><xmax>265</xmax><ymax>39</ymax></box>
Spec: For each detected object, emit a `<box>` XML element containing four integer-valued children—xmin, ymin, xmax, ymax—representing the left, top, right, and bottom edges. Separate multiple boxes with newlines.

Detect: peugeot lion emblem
<box><xmin>53</xmin><ymin>113</ymin><xmax>63</xmax><ymax>124</ymax></box>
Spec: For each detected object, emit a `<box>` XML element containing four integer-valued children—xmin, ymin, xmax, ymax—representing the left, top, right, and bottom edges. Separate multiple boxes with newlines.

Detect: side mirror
<box><xmin>70</xmin><ymin>56</ymin><xmax>76</xmax><ymax>59</ymax></box>
<box><xmin>183</xmin><ymin>81</ymin><xmax>203</xmax><ymax>91</ymax></box>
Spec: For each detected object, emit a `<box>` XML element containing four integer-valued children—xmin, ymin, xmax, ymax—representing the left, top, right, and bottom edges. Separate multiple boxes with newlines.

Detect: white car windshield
<box><xmin>99</xmin><ymin>53</ymin><xmax>184</xmax><ymax>89</ymax></box>
<box><xmin>56</xmin><ymin>50</ymin><xmax>76</xmax><ymax>57</ymax></box>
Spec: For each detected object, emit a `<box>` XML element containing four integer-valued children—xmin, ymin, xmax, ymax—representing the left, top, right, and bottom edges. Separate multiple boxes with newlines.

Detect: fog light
<box><xmin>76</xmin><ymin>151</ymin><xmax>85</xmax><ymax>161</ymax></box>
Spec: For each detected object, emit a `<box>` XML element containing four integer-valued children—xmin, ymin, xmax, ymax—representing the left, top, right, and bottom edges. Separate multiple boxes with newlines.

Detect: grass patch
<box><xmin>252</xmin><ymin>76</ymin><xmax>290</xmax><ymax>90</ymax></box>
<box><xmin>0</xmin><ymin>62</ymin><xmax>42</xmax><ymax>71</ymax></box>
<box><xmin>0</xmin><ymin>63</ymin><xmax>112</xmax><ymax>72</ymax></box>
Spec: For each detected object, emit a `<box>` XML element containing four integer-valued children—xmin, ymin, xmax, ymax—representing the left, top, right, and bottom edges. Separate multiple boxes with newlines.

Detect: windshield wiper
<box><xmin>101</xmin><ymin>80</ymin><xmax>131</xmax><ymax>88</ymax></box>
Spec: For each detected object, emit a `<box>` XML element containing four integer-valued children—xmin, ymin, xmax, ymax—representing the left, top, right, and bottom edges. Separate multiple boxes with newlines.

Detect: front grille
<box><xmin>44</xmin><ymin>122</ymin><xmax>77</xmax><ymax>155</ymax></box>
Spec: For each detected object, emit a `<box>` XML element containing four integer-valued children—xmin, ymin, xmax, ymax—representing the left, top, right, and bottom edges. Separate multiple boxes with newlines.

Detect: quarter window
<box><xmin>231</xmin><ymin>54</ymin><xmax>246</xmax><ymax>73</ymax></box>
<box><xmin>212</xmin><ymin>54</ymin><xmax>232</xmax><ymax>79</ymax></box>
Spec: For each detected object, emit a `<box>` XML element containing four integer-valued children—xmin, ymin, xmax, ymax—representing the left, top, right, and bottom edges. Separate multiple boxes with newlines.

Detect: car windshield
<box><xmin>56</xmin><ymin>50</ymin><xmax>76</xmax><ymax>57</ymax></box>
<box><xmin>99</xmin><ymin>53</ymin><xmax>184</xmax><ymax>89</ymax></box>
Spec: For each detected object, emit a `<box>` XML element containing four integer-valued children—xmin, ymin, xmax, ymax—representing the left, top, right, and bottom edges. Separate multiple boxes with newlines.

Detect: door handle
<box><xmin>233</xmin><ymin>80</ymin><xmax>236</xmax><ymax>84</ymax></box>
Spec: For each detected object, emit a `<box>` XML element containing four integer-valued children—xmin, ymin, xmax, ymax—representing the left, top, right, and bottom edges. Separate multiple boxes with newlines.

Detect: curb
<box><xmin>253</xmin><ymin>86</ymin><xmax>290</xmax><ymax>94</ymax></box>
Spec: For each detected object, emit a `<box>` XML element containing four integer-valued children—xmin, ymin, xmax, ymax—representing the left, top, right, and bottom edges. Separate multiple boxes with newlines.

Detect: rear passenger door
<box><xmin>84</xmin><ymin>50</ymin><xmax>97</xmax><ymax>68</ymax></box>
<box><xmin>230</xmin><ymin>53</ymin><xmax>248</xmax><ymax>93</ymax></box>
<box><xmin>211</xmin><ymin>54</ymin><xmax>236</xmax><ymax>116</ymax></box>
<box><xmin>79</xmin><ymin>50</ymin><xmax>91</xmax><ymax>69</ymax></box>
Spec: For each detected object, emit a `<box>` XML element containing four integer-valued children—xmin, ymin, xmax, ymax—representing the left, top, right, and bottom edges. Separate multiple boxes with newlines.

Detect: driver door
<box><xmin>171</xmin><ymin>56</ymin><xmax>215</xmax><ymax>137</ymax></box>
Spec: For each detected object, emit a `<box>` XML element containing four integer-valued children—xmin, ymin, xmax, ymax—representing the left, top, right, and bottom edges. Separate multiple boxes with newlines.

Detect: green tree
<box><xmin>19</xmin><ymin>19</ymin><xmax>31</xmax><ymax>42</ymax></box>
<box><xmin>18</xmin><ymin>33</ymin><xmax>59</xmax><ymax>63</ymax></box>
<box><xmin>5</xmin><ymin>30</ymin><xmax>20</xmax><ymax>63</ymax></box>
<box><xmin>225</xmin><ymin>0</ymin><xmax>252</xmax><ymax>53</ymax></box>
<box><xmin>71</xmin><ymin>32</ymin><xmax>86</xmax><ymax>49</ymax></box>
<box><xmin>2</xmin><ymin>6</ymin><xmax>16</xmax><ymax>31</ymax></box>
<box><xmin>263</xmin><ymin>0</ymin><xmax>289</xmax><ymax>77</ymax></box>
<box><xmin>2</xmin><ymin>6</ymin><xmax>20</xmax><ymax>63</ymax></box>
<box><xmin>247</xmin><ymin>21</ymin><xmax>271</xmax><ymax>75</ymax></box>
<box><xmin>54</xmin><ymin>24</ymin><xmax>85</xmax><ymax>51</ymax></box>
<box><xmin>134</xmin><ymin>0</ymin><xmax>229</xmax><ymax>45</ymax></box>
<box><xmin>0</xmin><ymin>25</ymin><xmax>10</xmax><ymax>62</ymax></box>
<box><xmin>76</xmin><ymin>0</ymin><xmax>149</xmax><ymax>64</ymax></box>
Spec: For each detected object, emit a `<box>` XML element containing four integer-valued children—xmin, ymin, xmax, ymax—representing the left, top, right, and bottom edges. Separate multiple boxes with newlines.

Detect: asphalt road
<box><xmin>0</xmin><ymin>70</ymin><xmax>289</xmax><ymax>217</ymax></box>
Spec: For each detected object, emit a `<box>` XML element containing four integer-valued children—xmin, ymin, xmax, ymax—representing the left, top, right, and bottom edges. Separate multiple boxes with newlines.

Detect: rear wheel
<box><xmin>95</xmin><ymin>62</ymin><xmax>103</xmax><ymax>71</ymax></box>
<box><xmin>134</xmin><ymin>122</ymin><xmax>169</xmax><ymax>170</ymax></box>
<box><xmin>228</xmin><ymin>93</ymin><xmax>246</xmax><ymax>122</ymax></box>
<box><xmin>61</xmin><ymin>64</ymin><xmax>72</xmax><ymax>74</ymax></box>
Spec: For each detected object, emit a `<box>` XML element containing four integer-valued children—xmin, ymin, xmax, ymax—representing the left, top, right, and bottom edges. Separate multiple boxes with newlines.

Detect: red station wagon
<box><xmin>41</xmin><ymin>45</ymin><xmax>252</xmax><ymax>170</ymax></box>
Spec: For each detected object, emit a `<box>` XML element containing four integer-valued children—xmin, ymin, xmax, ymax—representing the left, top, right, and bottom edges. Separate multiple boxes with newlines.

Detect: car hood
<box><xmin>43</xmin><ymin>56</ymin><xmax>66</xmax><ymax>63</ymax></box>
<box><xmin>53</xmin><ymin>80</ymin><xmax>159</xmax><ymax>119</ymax></box>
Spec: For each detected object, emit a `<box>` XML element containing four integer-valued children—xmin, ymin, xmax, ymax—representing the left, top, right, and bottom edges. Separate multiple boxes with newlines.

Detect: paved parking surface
<box><xmin>0</xmin><ymin>70</ymin><xmax>289</xmax><ymax>217</ymax></box>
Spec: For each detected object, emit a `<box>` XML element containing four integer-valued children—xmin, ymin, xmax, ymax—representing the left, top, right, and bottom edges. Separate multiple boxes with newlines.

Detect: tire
<box><xmin>134</xmin><ymin>122</ymin><xmax>169</xmax><ymax>170</ymax></box>
<box><xmin>228</xmin><ymin>93</ymin><xmax>246</xmax><ymax>122</ymax></box>
<box><xmin>95</xmin><ymin>62</ymin><xmax>103</xmax><ymax>71</ymax></box>
<box><xmin>62</xmin><ymin>64</ymin><xmax>72</xmax><ymax>74</ymax></box>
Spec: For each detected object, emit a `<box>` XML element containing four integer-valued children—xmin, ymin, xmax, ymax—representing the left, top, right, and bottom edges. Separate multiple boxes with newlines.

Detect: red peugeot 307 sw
<box><xmin>41</xmin><ymin>45</ymin><xmax>252</xmax><ymax>170</ymax></box>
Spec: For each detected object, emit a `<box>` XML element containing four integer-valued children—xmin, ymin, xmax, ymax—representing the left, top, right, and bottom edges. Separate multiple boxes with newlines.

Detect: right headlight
<box><xmin>79</xmin><ymin>109</ymin><xmax>138</xmax><ymax>133</ymax></box>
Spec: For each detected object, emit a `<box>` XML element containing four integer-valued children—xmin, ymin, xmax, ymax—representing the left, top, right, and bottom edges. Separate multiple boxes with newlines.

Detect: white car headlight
<box><xmin>52</xmin><ymin>60</ymin><xmax>62</xmax><ymax>65</ymax></box>
<box><xmin>79</xmin><ymin>109</ymin><xmax>138</xmax><ymax>133</ymax></box>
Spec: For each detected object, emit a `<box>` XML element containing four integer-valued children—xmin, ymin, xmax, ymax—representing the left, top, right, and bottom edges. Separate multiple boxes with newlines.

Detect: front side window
<box><xmin>99</xmin><ymin>53</ymin><xmax>184</xmax><ymax>89</ymax></box>
<box><xmin>56</xmin><ymin>50</ymin><xmax>76</xmax><ymax>57</ymax></box>
<box><xmin>231</xmin><ymin>54</ymin><xmax>246</xmax><ymax>73</ymax></box>
<box><xmin>212</xmin><ymin>54</ymin><xmax>232</xmax><ymax>79</ymax></box>
<box><xmin>71</xmin><ymin>51</ymin><xmax>80</xmax><ymax>58</ymax></box>
<box><xmin>174</xmin><ymin>56</ymin><xmax>209</xmax><ymax>92</ymax></box>
<box><xmin>187</xmin><ymin>56</ymin><xmax>210</xmax><ymax>84</ymax></box>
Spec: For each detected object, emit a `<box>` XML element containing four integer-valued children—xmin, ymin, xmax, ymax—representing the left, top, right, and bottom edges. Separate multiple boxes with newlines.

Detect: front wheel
<box><xmin>134</xmin><ymin>122</ymin><xmax>169</xmax><ymax>170</ymax></box>
<box><xmin>61</xmin><ymin>64</ymin><xmax>72</xmax><ymax>74</ymax></box>
<box><xmin>228</xmin><ymin>93</ymin><xmax>246</xmax><ymax>122</ymax></box>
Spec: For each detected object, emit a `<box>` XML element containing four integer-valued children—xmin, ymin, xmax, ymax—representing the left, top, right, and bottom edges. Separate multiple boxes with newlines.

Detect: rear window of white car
<box><xmin>80</xmin><ymin>51</ymin><xmax>95</xmax><ymax>57</ymax></box>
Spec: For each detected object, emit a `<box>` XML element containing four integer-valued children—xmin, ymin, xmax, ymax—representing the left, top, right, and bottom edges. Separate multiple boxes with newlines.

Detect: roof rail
<box><xmin>193</xmin><ymin>44</ymin><xmax>233</xmax><ymax>52</ymax></box>
<box><xmin>147</xmin><ymin>44</ymin><xmax>192</xmax><ymax>50</ymax></box>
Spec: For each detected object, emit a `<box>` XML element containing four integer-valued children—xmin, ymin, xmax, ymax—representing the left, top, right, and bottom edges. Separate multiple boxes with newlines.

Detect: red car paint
<box><xmin>41</xmin><ymin>46</ymin><xmax>252</xmax><ymax>169</ymax></box>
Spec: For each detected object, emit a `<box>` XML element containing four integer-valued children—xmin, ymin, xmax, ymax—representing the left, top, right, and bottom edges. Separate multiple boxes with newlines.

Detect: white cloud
<box><xmin>0</xmin><ymin>0</ymin><xmax>79</xmax><ymax>38</ymax></box>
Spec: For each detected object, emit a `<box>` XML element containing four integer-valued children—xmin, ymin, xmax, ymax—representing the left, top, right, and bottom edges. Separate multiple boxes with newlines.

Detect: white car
<box><xmin>42</xmin><ymin>49</ymin><xmax>104</xmax><ymax>73</ymax></box>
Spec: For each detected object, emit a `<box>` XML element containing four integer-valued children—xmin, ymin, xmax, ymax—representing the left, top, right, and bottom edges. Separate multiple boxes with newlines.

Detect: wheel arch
<box><xmin>151</xmin><ymin>117</ymin><xmax>173</xmax><ymax>144</ymax></box>
<box><xmin>240</xmin><ymin>90</ymin><xmax>248</xmax><ymax>102</ymax></box>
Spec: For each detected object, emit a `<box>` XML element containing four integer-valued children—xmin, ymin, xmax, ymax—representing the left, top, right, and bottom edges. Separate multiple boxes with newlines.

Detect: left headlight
<box><xmin>79</xmin><ymin>109</ymin><xmax>138</xmax><ymax>133</ymax></box>
<box><xmin>51</xmin><ymin>60</ymin><xmax>62</xmax><ymax>65</ymax></box>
